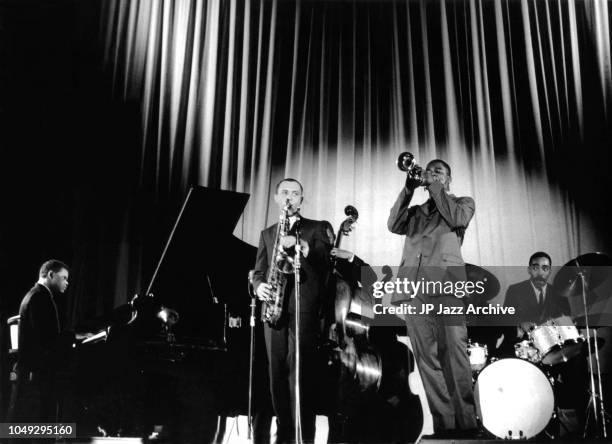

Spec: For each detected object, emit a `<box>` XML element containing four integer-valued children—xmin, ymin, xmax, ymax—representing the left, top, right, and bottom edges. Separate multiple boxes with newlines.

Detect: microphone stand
<box><xmin>293</xmin><ymin>220</ymin><xmax>303</xmax><ymax>444</ymax></box>
<box><xmin>247</xmin><ymin>271</ymin><xmax>257</xmax><ymax>441</ymax></box>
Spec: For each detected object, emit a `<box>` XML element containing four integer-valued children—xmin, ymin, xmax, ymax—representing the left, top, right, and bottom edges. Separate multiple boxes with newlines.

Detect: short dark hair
<box><xmin>275</xmin><ymin>178</ymin><xmax>303</xmax><ymax>194</ymax></box>
<box><xmin>427</xmin><ymin>159</ymin><xmax>452</xmax><ymax>176</ymax></box>
<box><xmin>529</xmin><ymin>251</ymin><xmax>551</xmax><ymax>266</ymax></box>
<box><xmin>39</xmin><ymin>259</ymin><xmax>69</xmax><ymax>278</ymax></box>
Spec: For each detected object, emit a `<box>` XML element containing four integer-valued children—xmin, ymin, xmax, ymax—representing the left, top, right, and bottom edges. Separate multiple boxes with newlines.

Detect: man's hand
<box><xmin>331</xmin><ymin>248</ymin><xmax>354</xmax><ymax>261</ymax></box>
<box><xmin>256</xmin><ymin>283</ymin><xmax>272</xmax><ymax>301</ymax></box>
<box><xmin>405</xmin><ymin>171</ymin><xmax>423</xmax><ymax>190</ymax></box>
<box><xmin>519</xmin><ymin>321</ymin><xmax>536</xmax><ymax>337</ymax></box>
<box><xmin>299</xmin><ymin>239</ymin><xmax>310</xmax><ymax>257</ymax></box>
<box><xmin>280</xmin><ymin>235</ymin><xmax>297</xmax><ymax>249</ymax></box>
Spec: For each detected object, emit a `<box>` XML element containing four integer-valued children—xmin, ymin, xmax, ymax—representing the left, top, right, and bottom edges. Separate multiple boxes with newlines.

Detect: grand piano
<box><xmin>67</xmin><ymin>186</ymin><xmax>421</xmax><ymax>443</ymax></box>
<box><xmin>70</xmin><ymin>186</ymin><xmax>263</xmax><ymax>442</ymax></box>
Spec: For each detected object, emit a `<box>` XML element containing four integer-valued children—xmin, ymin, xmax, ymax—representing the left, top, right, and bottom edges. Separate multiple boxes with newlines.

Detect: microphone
<box><xmin>248</xmin><ymin>270</ymin><xmax>255</xmax><ymax>291</ymax></box>
<box><xmin>248</xmin><ymin>270</ymin><xmax>256</xmax><ymax>327</ymax></box>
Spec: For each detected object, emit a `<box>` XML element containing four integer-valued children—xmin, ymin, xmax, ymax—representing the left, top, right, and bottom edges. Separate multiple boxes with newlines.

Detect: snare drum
<box><xmin>467</xmin><ymin>342</ymin><xmax>488</xmax><ymax>372</ymax></box>
<box><xmin>475</xmin><ymin>358</ymin><xmax>554</xmax><ymax>439</ymax></box>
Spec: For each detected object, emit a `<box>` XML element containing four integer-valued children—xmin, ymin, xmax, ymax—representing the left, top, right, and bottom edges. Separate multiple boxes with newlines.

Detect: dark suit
<box><xmin>504</xmin><ymin>280</ymin><xmax>570</xmax><ymax>327</ymax></box>
<box><xmin>388</xmin><ymin>181</ymin><xmax>477</xmax><ymax>432</ymax></box>
<box><xmin>8</xmin><ymin>284</ymin><xmax>61</xmax><ymax>423</ymax></box>
<box><xmin>252</xmin><ymin>217</ymin><xmax>333</xmax><ymax>441</ymax></box>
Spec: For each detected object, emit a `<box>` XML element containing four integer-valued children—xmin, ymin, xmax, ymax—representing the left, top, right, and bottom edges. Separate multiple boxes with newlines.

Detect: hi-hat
<box><xmin>553</xmin><ymin>252</ymin><xmax>612</xmax><ymax>298</ymax></box>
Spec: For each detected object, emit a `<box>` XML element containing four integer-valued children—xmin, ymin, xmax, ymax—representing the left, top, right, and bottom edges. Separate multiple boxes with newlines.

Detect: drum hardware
<box><xmin>553</xmin><ymin>252</ymin><xmax>611</xmax><ymax>438</ymax></box>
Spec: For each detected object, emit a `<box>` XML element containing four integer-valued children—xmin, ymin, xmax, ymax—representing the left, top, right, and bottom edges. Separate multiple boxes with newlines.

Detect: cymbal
<box><xmin>465</xmin><ymin>263</ymin><xmax>500</xmax><ymax>302</ymax></box>
<box><xmin>553</xmin><ymin>252</ymin><xmax>612</xmax><ymax>298</ymax></box>
<box><xmin>573</xmin><ymin>313</ymin><xmax>612</xmax><ymax>330</ymax></box>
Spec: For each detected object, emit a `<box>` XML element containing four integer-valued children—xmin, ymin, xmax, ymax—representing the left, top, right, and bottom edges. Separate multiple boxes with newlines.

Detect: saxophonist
<box><xmin>252</xmin><ymin>178</ymin><xmax>334</xmax><ymax>443</ymax></box>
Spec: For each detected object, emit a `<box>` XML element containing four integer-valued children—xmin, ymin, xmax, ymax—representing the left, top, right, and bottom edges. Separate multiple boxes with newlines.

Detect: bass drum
<box><xmin>474</xmin><ymin>359</ymin><xmax>554</xmax><ymax>440</ymax></box>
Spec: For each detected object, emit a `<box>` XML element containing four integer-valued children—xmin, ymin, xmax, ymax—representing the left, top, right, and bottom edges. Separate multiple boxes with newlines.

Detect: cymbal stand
<box><xmin>592</xmin><ymin>328</ymin><xmax>608</xmax><ymax>437</ymax></box>
<box><xmin>577</xmin><ymin>271</ymin><xmax>607</xmax><ymax>438</ymax></box>
<box><xmin>247</xmin><ymin>271</ymin><xmax>257</xmax><ymax>441</ymax></box>
<box><xmin>294</xmin><ymin>228</ymin><xmax>303</xmax><ymax>444</ymax></box>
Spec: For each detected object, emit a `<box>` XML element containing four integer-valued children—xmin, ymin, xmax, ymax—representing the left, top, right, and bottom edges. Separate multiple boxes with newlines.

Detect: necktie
<box><xmin>538</xmin><ymin>289</ymin><xmax>544</xmax><ymax>309</ymax></box>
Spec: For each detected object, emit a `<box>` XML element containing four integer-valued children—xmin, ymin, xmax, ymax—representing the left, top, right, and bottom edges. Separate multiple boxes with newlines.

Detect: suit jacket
<box><xmin>504</xmin><ymin>280</ymin><xmax>570</xmax><ymax>325</ymax></box>
<box><xmin>252</xmin><ymin>217</ymin><xmax>334</xmax><ymax>315</ymax></box>
<box><xmin>387</xmin><ymin>181</ymin><xmax>475</xmax><ymax>292</ymax></box>
<box><xmin>17</xmin><ymin>284</ymin><xmax>61</xmax><ymax>374</ymax></box>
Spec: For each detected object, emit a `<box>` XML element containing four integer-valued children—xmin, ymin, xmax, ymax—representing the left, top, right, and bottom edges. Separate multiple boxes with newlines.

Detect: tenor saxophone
<box><xmin>262</xmin><ymin>200</ymin><xmax>294</xmax><ymax>324</ymax></box>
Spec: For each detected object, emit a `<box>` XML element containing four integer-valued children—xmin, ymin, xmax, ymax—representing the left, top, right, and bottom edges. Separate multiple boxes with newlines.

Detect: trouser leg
<box><xmin>264</xmin><ymin>323</ymin><xmax>292</xmax><ymax>441</ymax></box>
<box><xmin>254</xmin><ymin>324</ymin><xmax>274</xmax><ymax>444</ymax></box>
<box><xmin>405</xmin><ymin>298</ymin><xmax>455</xmax><ymax>431</ymax></box>
<box><xmin>437</xmin><ymin>306</ymin><xmax>477</xmax><ymax>430</ymax></box>
<box><xmin>287</xmin><ymin>311</ymin><xmax>319</xmax><ymax>442</ymax></box>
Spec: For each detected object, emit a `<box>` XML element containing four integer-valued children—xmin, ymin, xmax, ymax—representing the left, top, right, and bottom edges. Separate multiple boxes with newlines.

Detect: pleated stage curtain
<box><xmin>98</xmin><ymin>0</ymin><xmax>612</xmax><ymax>303</ymax></box>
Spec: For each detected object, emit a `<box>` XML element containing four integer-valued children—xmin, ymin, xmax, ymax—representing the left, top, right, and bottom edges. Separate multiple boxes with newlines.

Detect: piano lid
<box><xmin>146</xmin><ymin>185</ymin><xmax>249</xmax><ymax>294</ymax></box>
<box><xmin>144</xmin><ymin>186</ymin><xmax>254</xmax><ymax>350</ymax></box>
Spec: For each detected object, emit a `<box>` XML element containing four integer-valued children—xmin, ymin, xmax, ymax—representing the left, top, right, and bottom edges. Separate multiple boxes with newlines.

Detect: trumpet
<box><xmin>397</xmin><ymin>152</ymin><xmax>424</xmax><ymax>185</ymax></box>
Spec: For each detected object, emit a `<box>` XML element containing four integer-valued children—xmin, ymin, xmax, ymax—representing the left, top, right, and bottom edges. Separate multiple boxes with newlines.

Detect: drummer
<box><xmin>504</xmin><ymin>251</ymin><xmax>570</xmax><ymax>337</ymax></box>
<box><xmin>503</xmin><ymin>251</ymin><xmax>588</xmax><ymax>437</ymax></box>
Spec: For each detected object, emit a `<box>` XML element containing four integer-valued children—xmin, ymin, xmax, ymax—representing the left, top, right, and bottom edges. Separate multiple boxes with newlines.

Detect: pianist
<box><xmin>7</xmin><ymin>259</ymin><xmax>71</xmax><ymax>423</ymax></box>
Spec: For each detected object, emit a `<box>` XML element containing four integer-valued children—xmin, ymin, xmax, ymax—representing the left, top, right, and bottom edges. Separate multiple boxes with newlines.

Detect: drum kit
<box><xmin>465</xmin><ymin>253</ymin><xmax>611</xmax><ymax>440</ymax></box>
<box><xmin>516</xmin><ymin>315</ymin><xmax>585</xmax><ymax>366</ymax></box>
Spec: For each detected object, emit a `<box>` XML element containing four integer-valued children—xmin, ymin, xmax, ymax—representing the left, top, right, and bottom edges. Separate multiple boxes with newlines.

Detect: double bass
<box><xmin>325</xmin><ymin>206</ymin><xmax>423</xmax><ymax>442</ymax></box>
<box><xmin>326</xmin><ymin>206</ymin><xmax>381</xmax><ymax>389</ymax></box>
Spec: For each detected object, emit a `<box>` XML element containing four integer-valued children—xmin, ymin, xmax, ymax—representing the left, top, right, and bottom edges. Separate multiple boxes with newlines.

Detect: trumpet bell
<box><xmin>397</xmin><ymin>152</ymin><xmax>415</xmax><ymax>172</ymax></box>
<box><xmin>397</xmin><ymin>151</ymin><xmax>424</xmax><ymax>184</ymax></box>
